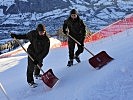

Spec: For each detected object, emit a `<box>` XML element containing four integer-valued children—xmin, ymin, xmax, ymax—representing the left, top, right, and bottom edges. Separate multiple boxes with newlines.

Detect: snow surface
<box><xmin>0</xmin><ymin>28</ymin><xmax>133</xmax><ymax>100</ymax></box>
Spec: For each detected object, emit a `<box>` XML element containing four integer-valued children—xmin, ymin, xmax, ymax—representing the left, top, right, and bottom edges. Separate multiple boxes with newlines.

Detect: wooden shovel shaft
<box><xmin>67</xmin><ymin>34</ymin><xmax>95</xmax><ymax>56</ymax></box>
<box><xmin>13</xmin><ymin>36</ymin><xmax>45</xmax><ymax>74</ymax></box>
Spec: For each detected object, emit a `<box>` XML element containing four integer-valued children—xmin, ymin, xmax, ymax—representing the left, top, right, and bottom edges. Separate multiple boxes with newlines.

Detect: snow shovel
<box><xmin>67</xmin><ymin>34</ymin><xmax>113</xmax><ymax>69</ymax></box>
<box><xmin>41</xmin><ymin>69</ymin><xmax>59</xmax><ymax>88</ymax></box>
<box><xmin>12</xmin><ymin>36</ymin><xmax>59</xmax><ymax>88</ymax></box>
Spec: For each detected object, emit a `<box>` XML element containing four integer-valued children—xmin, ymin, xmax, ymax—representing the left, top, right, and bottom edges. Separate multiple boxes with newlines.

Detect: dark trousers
<box><xmin>27</xmin><ymin>56</ymin><xmax>42</xmax><ymax>83</ymax></box>
<box><xmin>68</xmin><ymin>37</ymin><xmax>84</xmax><ymax>60</ymax></box>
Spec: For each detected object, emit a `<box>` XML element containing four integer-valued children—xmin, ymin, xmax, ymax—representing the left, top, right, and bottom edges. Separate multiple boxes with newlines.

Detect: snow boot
<box><xmin>67</xmin><ymin>60</ymin><xmax>73</xmax><ymax>67</ymax></box>
<box><xmin>28</xmin><ymin>81</ymin><xmax>38</xmax><ymax>88</ymax></box>
<box><xmin>74</xmin><ymin>55</ymin><xmax>81</xmax><ymax>63</ymax></box>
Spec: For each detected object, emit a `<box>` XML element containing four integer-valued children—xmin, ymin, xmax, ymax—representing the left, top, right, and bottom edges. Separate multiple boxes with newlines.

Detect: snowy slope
<box><xmin>0</xmin><ymin>28</ymin><xmax>133</xmax><ymax>100</ymax></box>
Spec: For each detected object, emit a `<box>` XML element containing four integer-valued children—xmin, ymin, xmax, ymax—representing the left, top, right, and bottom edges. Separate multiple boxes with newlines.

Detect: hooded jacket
<box><xmin>13</xmin><ymin>30</ymin><xmax>50</xmax><ymax>61</ymax></box>
<box><xmin>26</xmin><ymin>30</ymin><xmax>50</xmax><ymax>61</ymax></box>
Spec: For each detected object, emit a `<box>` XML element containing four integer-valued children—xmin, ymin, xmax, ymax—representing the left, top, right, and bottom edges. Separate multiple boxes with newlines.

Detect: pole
<box><xmin>0</xmin><ymin>83</ymin><xmax>10</xmax><ymax>100</ymax></box>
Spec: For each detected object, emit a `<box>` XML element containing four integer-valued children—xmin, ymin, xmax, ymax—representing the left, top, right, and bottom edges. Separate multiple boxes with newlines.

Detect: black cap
<box><xmin>70</xmin><ymin>9</ymin><xmax>78</xmax><ymax>15</ymax></box>
<box><xmin>37</xmin><ymin>24</ymin><xmax>45</xmax><ymax>31</ymax></box>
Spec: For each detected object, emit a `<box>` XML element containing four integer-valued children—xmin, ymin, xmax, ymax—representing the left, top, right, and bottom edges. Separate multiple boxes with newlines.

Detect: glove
<box><xmin>11</xmin><ymin>33</ymin><xmax>17</xmax><ymax>38</ymax></box>
<box><xmin>38</xmin><ymin>63</ymin><xmax>43</xmax><ymax>67</ymax></box>
<box><xmin>33</xmin><ymin>60</ymin><xmax>43</xmax><ymax>67</ymax></box>
<box><xmin>64</xmin><ymin>31</ymin><xmax>69</xmax><ymax>36</ymax></box>
<box><xmin>33</xmin><ymin>60</ymin><xmax>39</xmax><ymax>65</ymax></box>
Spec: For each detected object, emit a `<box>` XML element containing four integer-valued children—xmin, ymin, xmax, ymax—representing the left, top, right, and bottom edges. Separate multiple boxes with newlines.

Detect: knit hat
<box><xmin>70</xmin><ymin>9</ymin><xmax>78</xmax><ymax>15</ymax></box>
<box><xmin>37</xmin><ymin>24</ymin><xmax>45</xmax><ymax>31</ymax></box>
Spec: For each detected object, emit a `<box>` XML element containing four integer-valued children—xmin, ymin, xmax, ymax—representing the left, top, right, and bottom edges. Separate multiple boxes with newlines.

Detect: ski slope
<box><xmin>0</xmin><ymin>28</ymin><xmax>133</xmax><ymax>100</ymax></box>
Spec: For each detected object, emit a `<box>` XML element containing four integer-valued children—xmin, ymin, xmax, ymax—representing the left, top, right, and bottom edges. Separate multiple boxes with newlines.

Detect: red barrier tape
<box><xmin>85</xmin><ymin>16</ymin><xmax>133</xmax><ymax>42</ymax></box>
<box><xmin>0</xmin><ymin>48</ymin><xmax>23</xmax><ymax>58</ymax></box>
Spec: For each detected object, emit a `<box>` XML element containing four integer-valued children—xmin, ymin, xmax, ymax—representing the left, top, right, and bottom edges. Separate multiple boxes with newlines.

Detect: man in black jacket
<box><xmin>63</xmin><ymin>9</ymin><xmax>86</xmax><ymax>67</ymax></box>
<box><xmin>11</xmin><ymin>24</ymin><xmax>50</xmax><ymax>88</ymax></box>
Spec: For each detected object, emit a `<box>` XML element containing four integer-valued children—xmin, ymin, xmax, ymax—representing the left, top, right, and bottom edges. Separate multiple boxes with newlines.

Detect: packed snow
<box><xmin>0</xmin><ymin>28</ymin><xmax>133</xmax><ymax>100</ymax></box>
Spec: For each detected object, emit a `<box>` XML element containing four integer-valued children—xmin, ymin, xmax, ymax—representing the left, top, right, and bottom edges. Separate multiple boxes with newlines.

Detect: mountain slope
<box><xmin>0</xmin><ymin>0</ymin><xmax>133</xmax><ymax>38</ymax></box>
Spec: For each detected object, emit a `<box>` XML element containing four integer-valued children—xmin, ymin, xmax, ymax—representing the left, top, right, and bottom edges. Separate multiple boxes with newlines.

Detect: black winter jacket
<box><xmin>15</xmin><ymin>30</ymin><xmax>50</xmax><ymax>61</ymax></box>
<box><xmin>63</xmin><ymin>16</ymin><xmax>86</xmax><ymax>39</ymax></box>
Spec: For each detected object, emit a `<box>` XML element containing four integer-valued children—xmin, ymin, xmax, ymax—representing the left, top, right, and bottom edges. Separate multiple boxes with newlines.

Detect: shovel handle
<box><xmin>11</xmin><ymin>33</ymin><xmax>45</xmax><ymax>74</ymax></box>
<box><xmin>67</xmin><ymin>34</ymin><xmax>95</xmax><ymax>56</ymax></box>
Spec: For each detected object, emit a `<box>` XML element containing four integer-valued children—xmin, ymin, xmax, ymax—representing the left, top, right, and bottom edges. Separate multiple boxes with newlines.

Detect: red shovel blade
<box><xmin>41</xmin><ymin>69</ymin><xmax>59</xmax><ymax>88</ymax></box>
<box><xmin>89</xmin><ymin>51</ymin><xmax>113</xmax><ymax>69</ymax></box>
